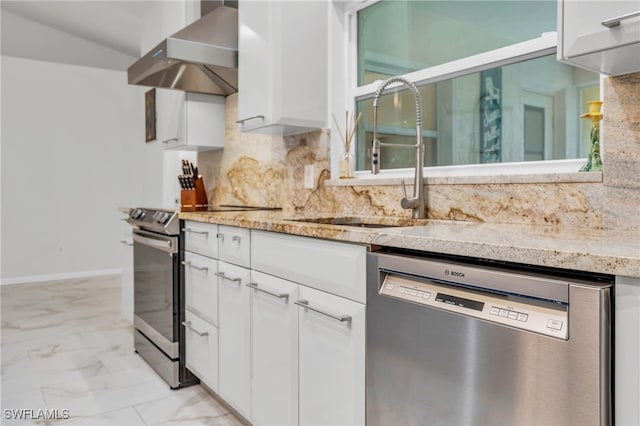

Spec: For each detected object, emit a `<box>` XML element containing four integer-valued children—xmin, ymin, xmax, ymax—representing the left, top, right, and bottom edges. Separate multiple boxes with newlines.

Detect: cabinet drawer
<box><xmin>218</xmin><ymin>226</ymin><xmax>251</xmax><ymax>268</ymax></box>
<box><xmin>183</xmin><ymin>221</ymin><xmax>218</xmax><ymax>258</ymax></box>
<box><xmin>252</xmin><ymin>231</ymin><xmax>367</xmax><ymax>303</ymax></box>
<box><xmin>184</xmin><ymin>251</ymin><xmax>218</xmax><ymax>326</ymax></box>
<box><xmin>184</xmin><ymin>311</ymin><xmax>219</xmax><ymax>392</ymax></box>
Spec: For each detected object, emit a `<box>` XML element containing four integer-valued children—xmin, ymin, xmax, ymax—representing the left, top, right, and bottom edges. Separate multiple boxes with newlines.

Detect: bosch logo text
<box><xmin>445</xmin><ymin>269</ymin><xmax>465</xmax><ymax>278</ymax></box>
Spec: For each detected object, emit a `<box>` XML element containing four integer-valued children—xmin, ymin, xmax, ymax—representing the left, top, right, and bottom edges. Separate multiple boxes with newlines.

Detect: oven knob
<box><xmin>160</xmin><ymin>213</ymin><xmax>171</xmax><ymax>224</ymax></box>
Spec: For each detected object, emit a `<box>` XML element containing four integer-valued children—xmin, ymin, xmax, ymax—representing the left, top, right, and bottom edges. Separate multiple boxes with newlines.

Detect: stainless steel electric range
<box><xmin>127</xmin><ymin>207</ymin><xmax>197</xmax><ymax>389</ymax></box>
<box><xmin>127</xmin><ymin>205</ymin><xmax>280</xmax><ymax>388</ymax></box>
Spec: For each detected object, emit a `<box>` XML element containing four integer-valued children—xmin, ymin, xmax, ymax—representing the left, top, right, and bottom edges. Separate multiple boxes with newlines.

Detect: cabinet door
<box><xmin>559</xmin><ymin>0</ymin><xmax>640</xmax><ymax>75</ymax></box>
<box><xmin>218</xmin><ymin>261</ymin><xmax>251</xmax><ymax>419</ymax></box>
<box><xmin>165</xmin><ymin>93</ymin><xmax>225</xmax><ymax>151</ymax></box>
<box><xmin>237</xmin><ymin>0</ymin><xmax>271</xmax><ymax>131</ymax></box>
<box><xmin>184</xmin><ymin>251</ymin><xmax>218</xmax><ymax>326</ymax></box>
<box><xmin>250</xmin><ymin>271</ymin><xmax>299</xmax><ymax>426</ymax></box>
<box><xmin>156</xmin><ymin>89</ymin><xmax>186</xmax><ymax>146</ymax></box>
<box><xmin>297</xmin><ymin>286</ymin><xmax>366</xmax><ymax>426</ymax></box>
<box><xmin>184</xmin><ymin>311</ymin><xmax>218</xmax><ymax>391</ymax></box>
<box><xmin>237</xmin><ymin>1</ymin><xmax>327</xmax><ymax>135</ymax></box>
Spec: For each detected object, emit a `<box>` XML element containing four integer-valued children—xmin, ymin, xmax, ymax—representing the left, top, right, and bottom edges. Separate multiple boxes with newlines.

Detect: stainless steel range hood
<box><xmin>128</xmin><ymin>2</ymin><xmax>238</xmax><ymax>96</ymax></box>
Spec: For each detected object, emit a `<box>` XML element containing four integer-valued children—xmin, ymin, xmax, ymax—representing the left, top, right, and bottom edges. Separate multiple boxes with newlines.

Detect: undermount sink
<box><xmin>286</xmin><ymin>216</ymin><xmax>427</xmax><ymax>228</ymax></box>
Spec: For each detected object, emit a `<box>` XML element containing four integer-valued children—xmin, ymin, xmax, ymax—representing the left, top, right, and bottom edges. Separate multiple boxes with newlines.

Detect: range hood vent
<box><xmin>127</xmin><ymin>2</ymin><xmax>238</xmax><ymax>96</ymax></box>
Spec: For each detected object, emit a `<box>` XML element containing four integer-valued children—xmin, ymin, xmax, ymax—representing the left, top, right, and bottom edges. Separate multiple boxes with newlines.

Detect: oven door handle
<box><xmin>133</xmin><ymin>231</ymin><xmax>176</xmax><ymax>254</ymax></box>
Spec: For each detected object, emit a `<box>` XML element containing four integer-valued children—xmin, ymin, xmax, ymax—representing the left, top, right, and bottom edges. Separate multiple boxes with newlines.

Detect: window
<box><xmin>350</xmin><ymin>0</ymin><xmax>600</xmax><ymax>174</ymax></box>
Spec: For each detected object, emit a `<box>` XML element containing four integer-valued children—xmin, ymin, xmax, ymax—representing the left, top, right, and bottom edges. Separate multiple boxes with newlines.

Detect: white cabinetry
<box><xmin>217</xmin><ymin>261</ymin><xmax>251</xmax><ymax>419</ymax></box>
<box><xmin>119</xmin><ymin>210</ymin><xmax>134</xmax><ymax>323</ymax></box>
<box><xmin>297</xmin><ymin>285</ymin><xmax>366</xmax><ymax>426</ymax></box>
<box><xmin>249</xmin><ymin>271</ymin><xmax>299</xmax><ymax>426</ymax></box>
<box><xmin>183</xmin><ymin>220</ymin><xmax>219</xmax><ymax>391</ymax></box>
<box><xmin>184</xmin><ymin>310</ymin><xmax>219</xmax><ymax>389</ymax></box>
<box><xmin>251</xmin><ymin>230</ymin><xmax>367</xmax><ymax>426</ymax></box>
<box><xmin>615</xmin><ymin>276</ymin><xmax>640</xmax><ymax>426</ymax></box>
<box><xmin>161</xmin><ymin>93</ymin><xmax>225</xmax><ymax>152</ymax></box>
<box><xmin>558</xmin><ymin>0</ymin><xmax>640</xmax><ymax>75</ymax></box>
<box><xmin>237</xmin><ymin>1</ymin><xmax>328</xmax><ymax>136</ymax></box>
<box><xmin>252</xmin><ymin>230</ymin><xmax>367</xmax><ymax>303</ymax></box>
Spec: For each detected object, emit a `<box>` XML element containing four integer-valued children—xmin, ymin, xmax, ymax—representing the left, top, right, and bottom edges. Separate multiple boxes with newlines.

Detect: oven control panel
<box><xmin>380</xmin><ymin>274</ymin><xmax>568</xmax><ymax>339</ymax></box>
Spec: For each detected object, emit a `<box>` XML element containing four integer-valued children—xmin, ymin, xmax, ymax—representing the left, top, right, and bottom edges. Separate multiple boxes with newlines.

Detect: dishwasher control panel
<box><xmin>380</xmin><ymin>274</ymin><xmax>568</xmax><ymax>339</ymax></box>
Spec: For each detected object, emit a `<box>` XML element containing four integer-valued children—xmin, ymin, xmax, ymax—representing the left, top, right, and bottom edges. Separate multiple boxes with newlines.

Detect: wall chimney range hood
<box><xmin>128</xmin><ymin>1</ymin><xmax>238</xmax><ymax>96</ymax></box>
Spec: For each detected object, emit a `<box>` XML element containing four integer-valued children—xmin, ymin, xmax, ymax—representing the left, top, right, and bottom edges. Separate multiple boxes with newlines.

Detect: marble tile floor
<box><xmin>1</xmin><ymin>275</ymin><xmax>244</xmax><ymax>426</ymax></box>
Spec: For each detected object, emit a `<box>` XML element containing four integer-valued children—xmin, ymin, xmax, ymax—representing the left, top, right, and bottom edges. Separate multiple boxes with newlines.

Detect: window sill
<box><xmin>327</xmin><ymin>159</ymin><xmax>603</xmax><ymax>186</ymax></box>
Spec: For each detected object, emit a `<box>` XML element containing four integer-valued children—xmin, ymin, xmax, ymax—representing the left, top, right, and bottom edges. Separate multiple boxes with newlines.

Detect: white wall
<box><xmin>1</xmin><ymin>55</ymin><xmax>164</xmax><ymax>283</ymax></box>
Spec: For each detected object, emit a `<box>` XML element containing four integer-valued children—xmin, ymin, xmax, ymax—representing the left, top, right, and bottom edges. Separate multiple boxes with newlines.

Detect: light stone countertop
<box><xmin>179</xmin><ymin>210</ymin><xmax>640</xmax><ymax>278</ymax></box>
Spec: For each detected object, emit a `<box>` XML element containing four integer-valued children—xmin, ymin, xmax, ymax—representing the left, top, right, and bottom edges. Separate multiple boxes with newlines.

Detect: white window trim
<box><xmin>335</xmin><ymin>0</ymin><xmax>596</xmax><ymax>182</ymax></box>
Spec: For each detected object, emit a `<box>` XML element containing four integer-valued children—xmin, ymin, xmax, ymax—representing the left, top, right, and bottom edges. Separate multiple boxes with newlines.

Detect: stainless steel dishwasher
<box><xmin>367</xmin><ymin>250</ymin><xmax>613</xmax><ymax>426</ymax></box>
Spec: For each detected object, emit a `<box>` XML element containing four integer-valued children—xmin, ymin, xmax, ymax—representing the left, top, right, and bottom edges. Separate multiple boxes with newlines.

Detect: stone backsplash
<box><xmin>199</xmin><ymin>72</ymin><xmax>639</xmax><ymax>230</ymax></box>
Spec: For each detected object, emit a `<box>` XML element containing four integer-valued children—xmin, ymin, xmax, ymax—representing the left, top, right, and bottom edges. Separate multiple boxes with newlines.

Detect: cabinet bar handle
<box><xmin>601</xmin><ymin>10</ymin><xmax>640</xmax><ymax>28</ymax></box>
<box><xmin>182</xmin><ymin>261</ymin><xmax>208</xmax><ymax>272</ymax></box>
<box><xmin>215</xmin><ymin>271</ymin><xmax>241</xmax><ymax>283</ymax></box>
<box><xmin>236</xmin><ymin>115</ymin><xmax>265</xmax><ymax>124</ymax></box>
<box><xmin>161</xmin><ymin>138</ymin><xmax>179</xmax><ymax>144</ymax></box>
<box><xmin>232</xmin><ymin>235</ymin><xmax>241</xmax><ymax>242</ymax></box>
<box><xmin>246</xmin><ymin>282</ymin><xmax>289</xmax><ymax>300</ymax></box>
<box><xmin>182</xmin><ymin>321</ymin><xmax>208</xmax><ymax>337</ymax></box>
<box><xmin>182</xmin><ymin>228</ymin><xmax>209</xmax><ymax>235</ymax></box>
<box><xmin>294</xmin><ymin>300</ymin><xmax>352</xmax><ymax>323</ymax></box>
<box><xmin>120</xmin><ymin>240</ymin><xmax>134</xmax><ymax>246</ymax></box>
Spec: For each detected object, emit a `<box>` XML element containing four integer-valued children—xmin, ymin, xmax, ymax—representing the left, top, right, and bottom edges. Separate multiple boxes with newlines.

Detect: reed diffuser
<box><xmin>332</xmin><ymin>110</ymin><xmax>362</xmax><ymax>179</ymax></box>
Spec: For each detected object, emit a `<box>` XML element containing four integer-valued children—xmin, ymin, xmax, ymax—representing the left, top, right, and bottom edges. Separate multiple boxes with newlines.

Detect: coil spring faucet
<box><xmin>371</xmin><ymin>76</ymin><xmax>426</xmax><ymax>219</ymax></box>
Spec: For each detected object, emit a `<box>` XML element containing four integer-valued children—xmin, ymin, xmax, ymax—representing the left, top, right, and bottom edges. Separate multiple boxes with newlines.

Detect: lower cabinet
<box><xmin>184</xmin><ymin>310</ymin><xmax>219</xmax><ymax>391</ymax></box>
<box><xmin>218</xmin><ymin>261</ymin><xmax>251</xmax><ymax>419</ymax></box>
<box><xmin>184</xmin><ymin>225</ymin><xmax>367</xmax><ymax>426</ymax></box>
<box><xmin>297</xmin><ymin>285</ymin><xmax>366</xmax><ymax>426</ymax></box>
<box><xmin>250</xmin><ymin>271</ymin><xmax>299</xmax><ymax>426</ymax></box>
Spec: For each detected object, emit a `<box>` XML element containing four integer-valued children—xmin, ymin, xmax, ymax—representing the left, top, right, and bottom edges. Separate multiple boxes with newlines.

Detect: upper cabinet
<box><xmin>237</xmin><ymin>1</ymin><xmax>328</xmax><ymax>136</ymax></box>
<box><xmin>558</xmin><ymin>0</ymin><xmax>640</xmax><ymax>75</ymax></box>
<box><xmin>160</xmin><ymin>93</ymin><xmax>225</xmax><ymax>151</ymax></box>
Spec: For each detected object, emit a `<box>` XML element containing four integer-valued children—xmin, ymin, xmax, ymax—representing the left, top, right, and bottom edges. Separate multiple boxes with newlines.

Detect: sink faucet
<box><xmin>371</xmin><ymin>76</ymin><xmax>426</xmax><ymax>219</ymax></box>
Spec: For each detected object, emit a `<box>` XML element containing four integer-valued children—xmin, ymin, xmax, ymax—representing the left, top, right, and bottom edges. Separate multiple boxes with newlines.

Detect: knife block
<box><xmin>180</xmin><ymin>177</ymin><xmax>208</xmax><ymax>212</ymax></box>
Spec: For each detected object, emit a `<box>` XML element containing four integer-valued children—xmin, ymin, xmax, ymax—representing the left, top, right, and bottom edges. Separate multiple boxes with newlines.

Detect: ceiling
<box><xmin>1</xmin><ymin>1</ymin><xmax>154</xmax><ymax>69</ymax></box>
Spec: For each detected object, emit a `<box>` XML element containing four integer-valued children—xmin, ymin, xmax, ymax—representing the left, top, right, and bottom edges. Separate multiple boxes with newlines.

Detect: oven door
<box><xmin>132</xmin><ymin>229</ymin><xmax>179</xmax><ymax>359</ymax></box>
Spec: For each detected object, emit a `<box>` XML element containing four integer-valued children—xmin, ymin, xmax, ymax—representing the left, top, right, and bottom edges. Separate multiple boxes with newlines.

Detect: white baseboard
<box><xmin>0</xmin><ymin>268</ymin><xmax>123</xmax><ymax>286</ymax></box>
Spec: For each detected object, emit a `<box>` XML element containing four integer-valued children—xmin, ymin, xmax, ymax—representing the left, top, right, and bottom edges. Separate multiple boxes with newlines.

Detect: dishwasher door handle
<box><xmin>295</xmin><ymin>300</ymin><xmax>352</xmax><ymax>323</ymax></box>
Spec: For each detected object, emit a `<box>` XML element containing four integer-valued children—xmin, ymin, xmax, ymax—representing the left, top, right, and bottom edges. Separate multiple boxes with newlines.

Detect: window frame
<box><xmin>342</xmin><ymin>0</ymin><xmax>596</xmax><ymax>180</ymax></box>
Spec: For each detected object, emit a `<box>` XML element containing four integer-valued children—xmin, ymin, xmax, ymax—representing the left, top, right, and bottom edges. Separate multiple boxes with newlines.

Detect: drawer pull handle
<box><xmin>246</xmin><ymin>282</ymin><xmax>289</xmax><ymax>300</ymax></box>
<box><xmin>601</xmin><ymin>10</ymin><xmax>640</xmax><ymax>28</ymax></box>
<box><xmin>120</xmin><ymin>240</ymin><xmax>133</xmax><ymax>246</ymax></box>
<box><xmin>294</xmin><ymin>300</ymin><xmax>352</xmax><ymax>323</ymax></box>
<box><xmin>162</xmin><ymin>138</ymin><xmax>179</xmax><ymax>144</ymax></box>
<box><xmin>182</xmin><ymin>261</ymin><xmax>208</xmax><ymax>272</ymax></box>
<box><xmin>218</xmin><ymin>233</ymin><xmax>241</xmax><ymax>243</ymax></box>
<box><xmin>215</xmin><ymin>271</ymin><xmax>241</xmax><ymax>284</ymax></box>
<box><xmin>182</xmin><ymin>228</ymin><xmax>209</xmax><ymax>236</ymax></box>
<box><xmin>236</xmin><ymin>115</ymin><xmax>265</xmax><ymax>124</ymax></box>
<box><xmin>182</xmin><ymin>321</ymin><xmax>208</xmax><ymax>337</ymax></box>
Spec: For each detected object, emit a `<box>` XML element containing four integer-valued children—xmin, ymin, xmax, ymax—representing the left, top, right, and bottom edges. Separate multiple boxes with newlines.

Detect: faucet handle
<box><xmin>401</xmin><ymin>180</ymin><xmax>408</xmax><ymax>198</ymax></box>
